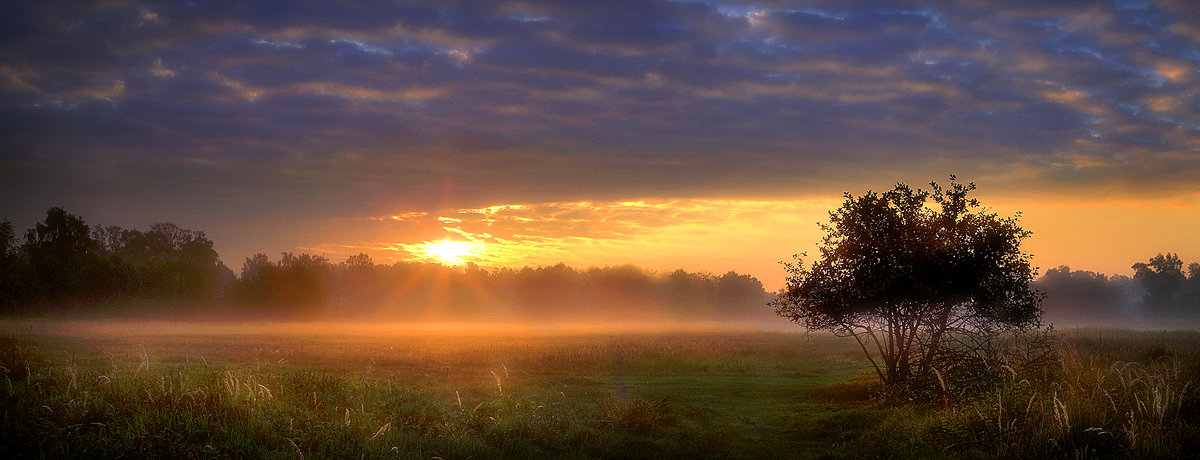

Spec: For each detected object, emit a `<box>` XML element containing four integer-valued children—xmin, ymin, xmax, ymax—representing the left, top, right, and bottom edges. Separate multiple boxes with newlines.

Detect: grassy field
<box><xmin>1</xmin><ymin>322</ymin><xmax>1198</xmax><ymax>458</ymax></box>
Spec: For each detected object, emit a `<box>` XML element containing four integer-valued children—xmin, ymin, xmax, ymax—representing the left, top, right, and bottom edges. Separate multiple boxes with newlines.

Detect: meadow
<box><xmin>1</xmin><ymin>322</ymin><xmax>1198</xmax><ymax>458</ymax></box>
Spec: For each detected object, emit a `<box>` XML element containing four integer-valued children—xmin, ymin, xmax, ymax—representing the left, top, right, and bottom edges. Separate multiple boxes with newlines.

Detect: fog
<box><xmin>0</xmin><ymin>318</ymin><xmax>797</xmax><ymax>339</ymax></box>
<box><xmin>1036</xmin><ymin>262</ymin><xmax>1200</xmax><ymax>329</ymax></box>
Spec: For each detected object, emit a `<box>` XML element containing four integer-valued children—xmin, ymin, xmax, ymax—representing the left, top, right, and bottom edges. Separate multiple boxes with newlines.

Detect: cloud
<box><xmin>299</xmin><ymin>197</ymin><xmax>839</xmax><ymax>286</ymax></box>
<box><xmin>2</xmin><ymin>0</ymin><xmax>1198</xmax><ymax>247</ymax></box>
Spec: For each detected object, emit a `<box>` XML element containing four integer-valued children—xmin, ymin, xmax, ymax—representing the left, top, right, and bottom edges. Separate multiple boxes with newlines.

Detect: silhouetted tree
<box><xmin>330</xmin><ymin>252</ymin><xmax>382</xmax><ymax>312</ymax></box>
<box><xmin>1036</xmin><ymin>266</ymin><xmax>1132</xmax><ymax>321</ymax></box>
<box><xmin>215</xmin><ymin>261</ymin><xmax>235</xmax><ymax>294</ymax></box>
<box><xmin>241</xmin><ymin>253</ymin><xmax>271</xmax><ymax>280</ymax></box>
<box><xmin>2</xmin><ymin>208</ymin><xmax>773</xmax><ymax>319</ymax></box>
<box><xmin>512</xmin><ymin>263</ymin><xmax>583</xmax><ymax>317</ymax></box>
<box><xmin>586</xmin><ymin>264</ymin><xmax>655</xmax><ymax>314</ymax></box>
<box><xmin>344</xmin><ymin>252</ymin><xmax>373</xmax><ymax>271</ymax></box>
<box><xmin>0</xmin><ymin>219</ymin><xmax>23</xmax><ymax>306</ymax></box>
<box><xmin>0</xmin><ymin>220</ymin><xmax>16</xmax><ymax>256</ymax></box>
<box><xmin>277</xmin><ymin>252</ymin><xmax>328</xmax><ymax>313</ymax></box>
<box><xmin>169</xmin><ymin>230</ymin><xmax>223</xmax><ymax>298</ymax></box>
<box><xmin>22</xmin><ymin>207</ymin><xmax>102</xmax><ymax>301</ymax></box>
<box><xmin>663</xmin><ymin>269</ymin><xmax>713</xmax><ymax>315</ymax></box>
<box><xmin>715</xmin><ymin>271</ymin><xmax>770</xmax><ymax>318</ymax></box>
<box><xmin>771</xmin><ymin>178</ymin><xmax>1042</xmax><ymax>387</ymax></box>
<box><xmin>1182</xmin><ymin>263</ymin><xmax>1200</xmax><ymax>311</ymax></box>
<box><xmin>91</xmin><ymin>225</ymin><xmax>126</xmax><ymax>254</ymax></box>
<box><xmin>233</xmin><ymin>253</ymin><xmax>274</xmax><ymax>305</ymax></box>
<box><xmin>232</xmin><ymin>252</ymin><xmax>329</xmax><ymax>315</ymax></box>
<box><xmin>1132</xmin><ymin>253</ymin><xmax>1186</xmax><ymax>314</ymax></box>
<box><xmin>89</xmin><ymin>222</ymin><xmax>225</xmax><ymax>300</ymax></box>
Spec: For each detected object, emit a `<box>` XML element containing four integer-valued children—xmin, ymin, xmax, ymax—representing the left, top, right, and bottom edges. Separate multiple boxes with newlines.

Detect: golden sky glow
<box><xmin>303</xmin><ymin>198</ymin><xmax>836</xmax><ymax>288</ymax></box>
<box><xmin>6</xmin><ymin>2</ymin><xmax>1198</xmax><ymax>290</ymax></box>
<box><xmin>299</xmin><ymin>193</ymin><xmax>1200</xmax><ymax>291</ymax></box>
<box><xmin>408</xmin><ymin>239</ymin><xmax>480</xmax><ymax>265</ymax></box>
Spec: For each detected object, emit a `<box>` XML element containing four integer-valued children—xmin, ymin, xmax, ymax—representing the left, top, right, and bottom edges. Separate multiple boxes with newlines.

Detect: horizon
<box><xmin>6</xmin><ymin>3</ymin><xmax>1200</xmax><ymax>458</ymax></box>
<box><xmin>4</xmin><ymin>195</ymin><xmax>1195</xmax><ymax>291</ymax></box>
<box><xmin>2</xmin><ymin>1</ymin><xmax>1199</xmax><ymax>290</ymax></box>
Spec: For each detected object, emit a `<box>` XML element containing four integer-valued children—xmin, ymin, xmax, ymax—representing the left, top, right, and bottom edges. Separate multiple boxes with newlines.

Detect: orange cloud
<box><xmin>304</xmin><ymin>198</ymin><xmax>839</xmax><ymax>288</ymax></box>
<box><xmin>299</xmin><ymin>193</ymin><xmax>1200</xmax><ymax>291</ymax></box>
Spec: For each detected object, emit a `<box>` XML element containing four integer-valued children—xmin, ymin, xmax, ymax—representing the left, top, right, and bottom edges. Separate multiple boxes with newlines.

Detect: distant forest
<box><xmin>2</xmin><ymin>207</ymin><xmax>1198</xmax><ymax>322</ymax></box>
<box><xmin>1035</xmin><ymin>254</ymin><xmax>1200</xmax><ymax>324</ymax></box>
<box><xmin>0</xmin><ymin>208</ymin><xmax>772</xmax><ymax>320</ymax></box>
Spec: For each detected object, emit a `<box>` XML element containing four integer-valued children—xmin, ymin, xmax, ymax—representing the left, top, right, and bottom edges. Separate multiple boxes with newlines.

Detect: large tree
<box><xmin>1132</xmin><ymin>253</ymin><xmax>1186</xmax><ymax>313</ymax></box>
<box><xmin>1036</xmin><ymin>266</ymin><xmax>1131</xmax><ymax>321</ymax></box>
<box><xmin>0</xmin><ymin>219</ymin><xmax>22</xmax><ymax>306</ymax></box>
<box><xmin>771</xmin><ymin>178</ymin><xmax>1042</xmax><ymax>387</ymax></box>
<box><xmin>232</xmin><ymin>252</ymin><xmax>330</xmax><ymax>315</ymax></box>
<box><xmin>22</xmin><ymin>207</ymin><xmax>102</xmax><ymax>299</ymax></box>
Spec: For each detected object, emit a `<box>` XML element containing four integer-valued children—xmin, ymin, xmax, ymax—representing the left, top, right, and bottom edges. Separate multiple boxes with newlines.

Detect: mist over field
<box><xmin>4</xmin><ymin>199</ymin><xmax>1200</xmax><ymax>459</ymax></box>
<box><xmin>1035</xmin><ymin>259</ymin><xmax>1200</xmax><ymax>328</ymax></box>
<box><xmin>0</xmin><ymin>208</ymin><xmax>786</xmax><ymax>324</ymax></box>
<box><xmin>4</xmin><ymin>0</ymin><xmax>1200</xmax><ymax>457</ymax></box>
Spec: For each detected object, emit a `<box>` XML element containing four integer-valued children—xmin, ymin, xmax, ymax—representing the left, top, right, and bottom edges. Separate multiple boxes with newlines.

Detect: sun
<box><xmin>417</xmin><ymin>239</ymin><xmax>478</xmax><ymax>265</ymax></box>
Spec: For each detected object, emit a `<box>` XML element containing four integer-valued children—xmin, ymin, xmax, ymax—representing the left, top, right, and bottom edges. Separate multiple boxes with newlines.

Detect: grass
<box><xmin>924</xmin><ymin>329</ymin><xmax>1200</xmax><ymax>458</ymax></box>
<box><xmin>0</xmin><ymin>323</ymin><xmax>1198</xmax><ymax>458</ymax></box>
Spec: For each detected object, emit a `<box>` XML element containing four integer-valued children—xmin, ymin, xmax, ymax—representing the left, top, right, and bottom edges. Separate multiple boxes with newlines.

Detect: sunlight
<box><xmin>416</xmin><ymin>239</ymin><xmax>478</xmax><ymax>265</ymax></box>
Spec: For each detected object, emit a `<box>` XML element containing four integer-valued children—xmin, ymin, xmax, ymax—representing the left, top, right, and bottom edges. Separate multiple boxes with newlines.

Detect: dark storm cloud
<box><xmin>2</xmin><ymin>0</ymin><xmax>1199</xmax><ymax>230</ymax></box>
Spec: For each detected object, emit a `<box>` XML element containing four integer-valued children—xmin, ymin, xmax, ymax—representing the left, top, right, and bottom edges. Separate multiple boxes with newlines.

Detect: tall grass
<box><xmin>1</xmin><ymin>330</ymin><xmax>1197</xmax><ymax>458</ymax></box>
<box><xmin>920</xmin><ymin>333</ymin><xmax>1200</xmax><ymax>458</ymax></box>
<box><xmin>0</xmin><ymin>333</ymin><xmax>817</xmax><ymax>459</ymax></box>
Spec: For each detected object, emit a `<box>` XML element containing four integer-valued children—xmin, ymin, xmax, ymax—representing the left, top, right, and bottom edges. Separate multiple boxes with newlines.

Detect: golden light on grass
<box><xmin>414</xmin><ymin>239</ymin><xmax>479</xmax><ymax>265</ymax></box>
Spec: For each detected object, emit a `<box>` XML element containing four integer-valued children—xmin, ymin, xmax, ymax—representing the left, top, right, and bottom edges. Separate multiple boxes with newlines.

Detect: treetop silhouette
<box><xmin>772</xmin><ymin>177</ymin><xmax>1043</xmax><ymax>387</ymax></box>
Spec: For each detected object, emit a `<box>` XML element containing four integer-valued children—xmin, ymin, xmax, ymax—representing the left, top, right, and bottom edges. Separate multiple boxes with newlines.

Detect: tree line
<box><xmin>768</xmin><ymin>176</ymin><xmax>1199</xmax><ymax>397</ymax></box>
<box><xmin>1036</xmin><ymin>254</ymin><xmax>1200</xmax><ymax>323</ymax></box>
<box><xmin>4</xmin><ymin>206</ymin><xmax>1195</xmax><ymax>322</ymax></box>
<box><xmin>239</xmin><ymin>255</ymin><xmax>773</xmax><ymax>321</ymax></box>
<box><xmin>0</xmin><ymin>208</ymin><xmax>233</xmax><ymax>310</ymax></box>
<box><xmin>0</xmin><ymin>207</ymin><xmax>772</xmax><ymax>320</ymax></box>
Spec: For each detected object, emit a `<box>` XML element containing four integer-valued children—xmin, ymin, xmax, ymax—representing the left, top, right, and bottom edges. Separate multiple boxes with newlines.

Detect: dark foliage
<box><xmin>1034</xmin><ymin>256</ymin><xmax>1200</xmax><ymax>323</ymax></box>
<box><xmin>322</xmin><ymin>254</ymin><xmax>773</xmax><ymax>321</ymax></box>
<box><xmin>1184</xmin><ymin>262</ymin><xmax>1200</xmax><ymax>310</ymax></box>
<box><xmin>231</xmin><ymin>252</ymin><xmax>331</xmax><ymax>315</ymax></box>
<box><xmin>0</xmin><ymin>208</ymin><xmax>227</xmax><ymax>312</ymax></box>
<box><xmin>0</xmin><ymin>219</ymin><xmax>22</xmax><ymax>306</ymax></box>
<box><xmin>1134</xmin><ymin>253</ymin><xmax>1186</xmax><ymax>311</ymax></box>
<box><xmin>21</xmin><ymin>207</ymin><xmax>102</xmax><ymax>301</ymax></box>
<box><xmin>93</xmin><ymin>222</ymin><xmax>227</xmax><ymax>300</ymax></box>
<box><xmin>0</xmin><ymin>208</ymin><xmax>772</xmax><ymax>320</ymax></box>
<box><xmin>772</xmin><ymin>177</ymin><xmax>1044</xmax><ymax>388</ymax></box>
<box><xmin>1035</xmin><ymin>266</ymin><xmax>1135</xmax><ymax>322</ymax></box>
<box><xmin>1133</xmin><ymin>253</ymin><xmax>1200</xmax><ymax>317</ymax></box>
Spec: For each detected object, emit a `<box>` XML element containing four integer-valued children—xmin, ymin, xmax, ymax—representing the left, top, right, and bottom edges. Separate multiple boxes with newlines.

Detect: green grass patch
<box><xmin>0</xmin><ymin>326</ymin><xmax>1197</xmax><ymax>458</ymax></box>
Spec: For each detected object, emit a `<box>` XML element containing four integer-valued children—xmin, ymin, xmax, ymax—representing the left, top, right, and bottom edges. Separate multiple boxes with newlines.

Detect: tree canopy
<box><xmin>1133</xmin><ymin>253</ymin><xmax>1186</xmax><ymax>312</ymax></box>
<box><xmin>1035</xmin><ymin>266</ymin><xmax>1132</xmax><ymax>321</ymax></box>
<box><xmin>771</xmin><ymin>177</ymin><xmax>1042</xmax><ymax>387</ymax></box>
<box><xmin>0</xmin><ymin>207</ymin><xmax>774</xmax><ymax>320</ymax></box>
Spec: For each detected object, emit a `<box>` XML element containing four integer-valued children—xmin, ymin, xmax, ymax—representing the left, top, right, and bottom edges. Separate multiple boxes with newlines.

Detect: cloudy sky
<box><xmin>2</xmin><ymin>0</ymin><xmax>1198</xmax><ymax>287</ymax></box>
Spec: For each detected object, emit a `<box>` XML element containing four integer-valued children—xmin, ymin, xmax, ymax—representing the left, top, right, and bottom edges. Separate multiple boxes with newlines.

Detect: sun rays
<box><xmin>411</xmin><ymin>239</ymin><xmax>480</xmax><ymax>265</ymax></box>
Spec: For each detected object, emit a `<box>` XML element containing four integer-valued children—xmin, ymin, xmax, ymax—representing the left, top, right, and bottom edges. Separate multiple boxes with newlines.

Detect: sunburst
<box><xmin>416</xmin><ymin>239</ymin><xmax>478</xmax><ymax>265</ymax></box>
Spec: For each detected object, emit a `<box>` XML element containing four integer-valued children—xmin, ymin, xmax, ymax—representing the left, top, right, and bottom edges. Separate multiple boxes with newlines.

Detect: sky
<box><xmin>1</xmin><ymin>0</ymin><xmax>1198</xmax><ymax>289</ymax></box>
